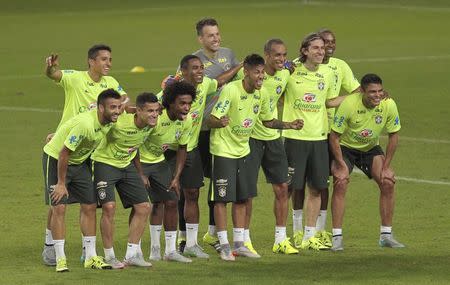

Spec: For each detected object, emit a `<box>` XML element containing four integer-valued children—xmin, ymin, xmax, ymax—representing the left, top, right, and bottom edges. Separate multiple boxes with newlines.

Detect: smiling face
<box><xmin>99</xmin><ymin>97</ymin><xmax>121</xmax><ymax>124</ymax></box>
<box><xmin>182</xmin><ymin>58</ymin><xmax>204</xmax><ymax>85</ymax></box>
<box><xmin>302</xmin><ymin>38</ymin><xmax>325</xmax><ymax>65</ymax></box>
<box><xmin>265</xmin><ymin>43</ymin><xmax>287</xmax><ymax>71</ymax></box>
<box><xmin>136</xmin><ymin>102</ymin><xmax>160</xmax><ymax>127</ymax></box>
<box><xmin>244</xmin><ymin>64</ymin><xmax>265</xmax><ymax>91</ymax></box>
<box><xmin>88</xmin><ymin>50</ymin><xmax>112</xmax><ymax>76</ymax></box>
<box><xmin>198</xmin><ymin>25</ymin><xmax>221</xmax><ymax>53</ymax></box>
<box><xmin>362</xmin><ymin>83</ymin><xmax>384</xmax><ymax>108</ymax></box>
<box><xmin>170</xmin><ymin>94</ymin><xmax>193</xmax><ymax>121</ymax></box>
<box><xmin>321</xmin><ymin>32</ymin><xmax>336</xmax><ymax>59</ymax></box>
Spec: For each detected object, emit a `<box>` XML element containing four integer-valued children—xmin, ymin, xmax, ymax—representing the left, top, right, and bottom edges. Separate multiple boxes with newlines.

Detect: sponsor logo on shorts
<box><xmin>287</xmin><ymin>167</ymin><xmax>295</xmax><ymax>186</ymax></box>
<box><xmin>375</xmin><ymin>115</ymin><xmax>383</xmax><ymax>124</ymax></box>
<box><xmin>216</xmin><ymin>178</ymin><xmax>228</xmax><ymax>198</ymax></box>
<box><xmin>49</xmin><ymin>184</ymin><xmax>56</xmax><ymax>193</ymax></box>
<box><xmin>96</xmin><ymin>181</ymin><xmax>107</xmax><ymax>200</ymax></box>
<box><xmin>303</xmin><ymin>93</ymin><xmax>316</xmax><ymax>103</ymax></box>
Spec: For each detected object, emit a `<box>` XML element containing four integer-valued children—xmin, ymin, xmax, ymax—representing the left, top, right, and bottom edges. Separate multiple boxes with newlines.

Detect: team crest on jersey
<box><xmin>216</xmin><ymin>178</ymin><xmax>228</xmax><ymax>198</ymax></box>
<box><xmin>253</xmin><ymin>104</ymin><xmax>259</xmax><ymax>114</ymax></box>
<box><xmin>375</xmin><ymin>115</ymin><xmax>383</xmax><ymax>124</ymax></box>
<box><xmin>318</xmin><ymin>81</ymin><xmax>325</xmax><ymax>90</ymax></box>
<box><xmin>242</xmin><ymin>118</ymin><xmax>253</xmax><ymax>128</ymax></box>
<box><xmin>360</xmin><ymin>129</ymin><xmax>373</xmax><ymax>137</ymax></box>
<box><xmin>276</xmin><ymin>85</ymin><xmax>282</xmax><ymax>94</ymax></box>
<box><xmin>303</xmin><ymin>93</ymin><xmax>316</xmax><ymax>103</ymax></box>
<box><xmin>88</xmin><ymin>102</ymin><xmax>97</xmax><ymax>110</ymax></box>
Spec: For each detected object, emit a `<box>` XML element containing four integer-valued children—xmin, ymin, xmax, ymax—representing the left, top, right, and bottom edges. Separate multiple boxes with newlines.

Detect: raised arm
<box><xmin>45</xmin><ymin>54</ymin><xmax>63</xmax><ymax>82</ymax></box>
<box><xmin>216</xmin><ymin>63</ymin><xmax>243</xmax><ymax>87</ymax></box>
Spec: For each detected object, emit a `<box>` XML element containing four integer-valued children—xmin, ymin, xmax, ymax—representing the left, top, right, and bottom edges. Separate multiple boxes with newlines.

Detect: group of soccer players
<box><xmin>41</xmin><ymin>17</ymin><xmax>404</xmax><ymax>272</ymax></box>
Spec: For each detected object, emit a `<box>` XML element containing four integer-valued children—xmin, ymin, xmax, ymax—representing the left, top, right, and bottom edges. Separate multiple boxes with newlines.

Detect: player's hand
<box><xmin>161</xmin><ymin>74</ymin><xmax>182</xmax><ymax>89</ymax></box>
<box><xmin>331</xmin><ymin>161</ymin><xmax>349</xmax><ymax>187</ymax></box>
<box><xmin>45</xmin><ymin>133</ymin><xmax>55</xmax><ymax>143</ymax></box>
<box><xmin>380</xmin><ymin>167</ymin><xmax>396</xmax><ymax>185</ymax></box>
<box><xmin>140</xmin><ymin>174</ymin><xmax>151</xmax><ymax>189</ymax></box>
<box><xmin>50</xmin><ymin>183</ymin><xmax>69</xmax><ymax>204</ymax></box>
<box><xmin>46</xmin><ymin>54</ymin><xmax>59</xmax><ymax>67</ymax></box>
<box><xmin>284</xmin><ymin>60</ymin><xmax>296</xmax><ymax>74</ymax></box>
<box><xmin>219</xmin><ymin>116</ymin><xmax>230</xmax><ymax>127</ymax></box>
<box><xmin>289</xmin><ymin>119</ymin><xmax>304</xmax><ymax>130</ymax></box>
<box><xmin>168</xmin><ymin>178</ymin><xmax>180</xmax><ymax>198</ymax></box>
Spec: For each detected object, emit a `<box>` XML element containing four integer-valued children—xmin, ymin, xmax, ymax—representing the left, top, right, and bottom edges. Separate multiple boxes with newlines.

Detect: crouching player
<box><xmin>42</xmin><ymin>89</ymin><xmax>122</xmax><ymax>272</ymax></box>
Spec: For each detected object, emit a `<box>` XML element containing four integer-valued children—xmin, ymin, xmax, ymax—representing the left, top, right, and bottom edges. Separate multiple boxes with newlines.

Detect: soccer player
<box><xmin>191</xmin><ymin>18</ymin><xmax>243</xmax><ymax>250</ymax></box>
<box><xmin>290</xmin><ymin>29</ymin><xmax>361</xmax><ymax>247</ymax></box>
<box><xmin>245</xmin><ymin>39</ymin><xmax>298</xmax><ymax>254</ymax></box>
<box><xmin>42</xmin><ymin>44</ymin><xmax>128</xmax><ymax>266</ymax></box>
<box><xmin>208</xmin><ymin>54</ymin><xmax>303</xmax><ymax>261</ymax></box>
<box><xmin>329</xmin><ymin>73</ymin><xmax>404</xmax><ymax>250</ymax></box>
<box><xmin>91</xmin><ymin>93</ymin><xmax>159</xmax><ymax>268</ymax></box>
<box><xmin>283</xmin><ymin>33</ymin><xmax>338</xmax><ymax>250</ymax></box>
<box><xmin>42</xmin><ymin>89</ymin><xmax>122</xmax><ymax>272</ymax></box>
<box><xmin>139</xmin><ymin>81</ymin><xmax>195</xmax><ymax>263</ymax></box>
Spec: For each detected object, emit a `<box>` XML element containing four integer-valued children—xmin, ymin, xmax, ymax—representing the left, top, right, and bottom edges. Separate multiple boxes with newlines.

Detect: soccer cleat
<box><xmin>293</xmin><ymin>231</ymin><xmax>304</xmax><ymax>248</ymax></box>
<box><xmin>104</xmin><ymin>257</ymin><xmax>125</xmax><ymax>269</ymax></box>
<box><xmin>123</xmin><ymin>254</ymin><xmax>152</xmax><ymax>267</ymax></box>
<box><xmin>379</xmin><ymin>235</ymin><xmax>405</xmax><ymax>248</ymax></box>
<box><xmin>184</xmin><ymin>244</ymin><xmax>209</xmax><ymax>259</ymax></box>
<box><xmin>317</xmin><ymin>231</ymin><xmax>333</xmax><ymax>247</ymax></box>
<box><xmin>233</xmin><ymin>246</ymin><xmax>261</xmax><ymax>258</ymax></box>
<box><xmin>84</xmin><ymin>256</ymin><xmax>112</xmax><ymax>270</ymax></box>
<box><xmin>149</xmin><ymin>246</ymin><xmax>161</xmax><ymax>261</ymax></box>
<box><xmin>55</xmin><ymin>257</ymin><xmax>69</xmax><ymax>273</ymax></box>
<box><xmin>42</xmin><ymin>244</ymin><xmax>56</xmax><ymax>266</ymax></box>
<box><xmin>244</xmin><ymin>241</ymin><xmax>259</xmax><ymax>256</ymax></box>
<box><xmin>202</xmin><ymin>232</ymin><xmax>221</xmax><ymax>253</ymax></box>
<box><xmin>219</xmin><ymin>244</ymin><xmax>235</xmax><ymax>261</ymax></box>
<box><xmin>272</xmin><ymin>238</ymin><xmax>299</xmax><ymax>254</ymax></box>
<box><xmin>177</xmin><ymin>238</ymin><xmax>186</xmax><ymax>253</ymax></box>
<box><xmin>164</xmin><ymin>251</ymin><xmax>192</xmax><ymax>263</ymax></box>
<box><xmin>300</xmin><ymin>236</ymin><xmax>330</xmax><ymax>251</ymax></box>
<box><xmin>331</xmin><ymin>235</ymin><xmax>344</xmax><ymax>251</ymax></box>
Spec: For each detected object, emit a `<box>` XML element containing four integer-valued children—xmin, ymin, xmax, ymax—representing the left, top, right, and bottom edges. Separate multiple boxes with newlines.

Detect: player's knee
<box><xmin>184</xmin><ymin>189</ymin><xmax>199</xmax><ymax>201</ymax></box>
<box><xmin>273</xmin><ymin>183</ymin><xmax>289</xmax><ymax>200</ymax></box>
<box><xmin>80</xmin><ymin>203</ymin><xmax>97</xmax><ymax>216</ymax></box>
<box><xmin>102</xmin><ymin>203</ymin><xmax>116</xmax><ymax>217</ymax></box>
<box><xmin>52</xmin><ymin>204</ymin><xmax>66</xmax><ymax>216</ymax></box>
<box><xmin>134</xmin><ymin>202</ymin><xmax>151</xmax><ymax>215</ymax></box>
<box><xmin>165</xmin><ymin>200</ymin><xmax>178</xmax><ymax>210</ymax></box>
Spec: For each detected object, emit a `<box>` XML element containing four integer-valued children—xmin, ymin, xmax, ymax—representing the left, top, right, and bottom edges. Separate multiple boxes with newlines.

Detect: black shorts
<box><xmin>93</xmin><ymin>161</ymin><xmax>149</xmax><ymax>208</ymax></box>
<box><xmin>198</xmin><ymin>130</ymin><xmax>212</xmax><ymax>178</ymax></box>
<box><xmin>247</xmin><ymin>137</ymin><xmax>289</xmax><ymax>197</ymax></box>
<box><xmin>142</xmin><ymin>161</ymin><xmax>177</xmax><ymax>203</ymax></box>
<box><xmin>341</xmin><ymin>145</ymin><xmax>384</xmax><ymax>179</ymax></box>
<box><xmin>209</xmin><ymin>155</ymin><xmax>249</xmax><ymax>203</ymax></box>
<box><xmin>165</xmin><ymin>148</ymin><xmax>204</xmax><ymax>189</ymax></box>
<box><xmin>284</xmin><ymin>138</ymin><xmax>329</xmax><ymax>190</ymax></box>
<box><xmin>42</xmin><ymin>153</ymin><xmax>96</xmax><ymax>206</ymax></box>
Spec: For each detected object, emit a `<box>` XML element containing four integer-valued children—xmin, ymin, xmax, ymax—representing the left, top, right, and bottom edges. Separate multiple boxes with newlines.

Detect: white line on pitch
<box><xmin>352</xmin><ymin>169</ymin><xmax>450</xmax><ymax>186</ymax></box>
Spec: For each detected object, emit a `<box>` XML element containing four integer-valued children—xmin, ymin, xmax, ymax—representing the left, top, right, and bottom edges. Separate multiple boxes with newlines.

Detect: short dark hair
<box><xmin>299</xmin><ymin>33</ymin><xmax>324</xmax><ymax>63</ymax></box>
<box><xmin>243</xmin><ymin>54</ymin><xmax>265</xmax><ymax>69</ymax></box>
<box><xmin>180</xmin><ymin>54</ymin><xmax>201</xmax><ymax>70</ymax></box>
<box><xmin>162</xmin><ymin>81</ymin><xmax>197</xmax><ymax>109</ymax></box>
<box><xmin>136</xmin><ymin>92</ymin><xmax>159</xmax><ymax>108</ymax></box>
<box><xmin>317</xmin><ymin>28</ymin><xmax>334</xmax><ymax>37</ymax></box>
<box><xmin>361</xmin><ymin>74</ymin><xmax>383</xmax><ymax>90</ymax></box>
<box><xmin>264</xmin><ymin>38</ymin><xmax>285</xmax><ymax>54</ymax></box>
<box><xmin>88</xmin><ymin>44</ymin><xmax>112</xmax><ymax>60</ymax></box>
<box><xmin>196</xmin><ymin>18</ymin><xmax>218</xmax><ymax>36</ymax></box>
<box><xmin>97</xmin><ymin>88</ymin><xmax>121</xmax><ymax>106</ymax></box>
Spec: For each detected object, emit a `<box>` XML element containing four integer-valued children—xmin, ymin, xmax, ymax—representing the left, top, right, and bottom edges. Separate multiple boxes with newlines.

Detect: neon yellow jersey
<box><xmin>187</xmin><ymin>78</ymin><xmax>218</xmax><ymax>150</ymax></box>
<box><xmin>140</xmin><ymin>109</ymin><xmax>192</xmax><ymax>164</ymax></box>
<box><xmin>44</xmin><ymin>110</ymin><xmax>112</xmax><ymax>165</ymax></box>
<box><xmin>210</xmin><ymin>80</ymin><xmax>272</xmax><ymax>158</ymax></box>
<box><xmin>56</xmin><ymin>70</ymin><xmax>126</xmax><ymax>130</ymax></box>
<box><xmin>91</xmin><ymin>113</ymin><xmax>151</xmax><ymax>168</ymax></box>
<box><xmin>252</xmin><ymin>69</ymin><xmax>290</xmax><ymax>141</ymax></box>
<box><xmin>282</xmin><ymin>63</ymin><xmax>335</xmax><ymax>141</ymax></box>
<box><xmin>332</xmin><ymin>93</ymin><xmax>401</xmax><ymax>152</ymax></box>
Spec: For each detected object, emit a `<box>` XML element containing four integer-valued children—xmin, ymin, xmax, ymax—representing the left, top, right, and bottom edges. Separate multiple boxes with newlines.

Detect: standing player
<box><xmin>283</xmin><ymin>33</ymin><xmax>337</xmax><ymax>250</ymax></box>
<box><xmin>91</xmin><ymin>93</ymin><xmax>159</xmax><ymax>268</ymax></box>
<box><xmin>291</xmin><ymin>29</ymin><xmax>361</xmax><ymax>246</ymax></box>
<box><xmin>329</xmin><ymin>73</ymin><xmax>404</xmax><ymax>250</ymax></box>
<box><xmin>189</xmin><ymin>18</ymin><xmax>243</xmax><ymax>250</ymax></box>
<box><xmin>245</xmin><ymin>39</ymin><xmax>298</xmax><ymax>254</ymax></box>
<box><xmin>42</xmin><ymin>44</ymin><xmax>128</xmax><ymax>266</ymax></box>
<box><xmin>42</xmin><ymin>89</ymin><xmax>122</xmax><ymax>272</ymax></box>
<box><xmin>140</xmin><ymin>81</ymin><xmax>195</xmax><ymax>263</ymax></box>
<box><xmin>208</xmin><ymin>54</ymin><xmax>303</xmax><ymax>261</ymax></box>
